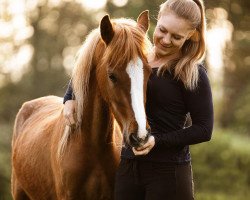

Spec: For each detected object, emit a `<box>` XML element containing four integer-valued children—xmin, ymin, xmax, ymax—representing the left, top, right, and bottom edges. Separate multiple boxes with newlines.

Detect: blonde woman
<box><xmin>63</xmin><ymin>0</ymin><xmax>213</xmax><ymax>199</ymax></box>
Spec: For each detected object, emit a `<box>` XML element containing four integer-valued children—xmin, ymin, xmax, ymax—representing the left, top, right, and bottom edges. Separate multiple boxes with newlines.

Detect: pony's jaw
<box><xmin>126</xmin><ymin>57</ymin><xmax>148</xmax><ymax>144</ymax></box>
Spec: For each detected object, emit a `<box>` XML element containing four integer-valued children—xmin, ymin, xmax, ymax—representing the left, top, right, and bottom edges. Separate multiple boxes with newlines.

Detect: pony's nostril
<box><xmin>129</xmin><ymin>132</ymin><xmax>151</xmax><ymax>148</ymax></box>
<box><xmin>147</xmin><ymin>128</ymin><xmax>151</xmax><ymax>134</ymax></box>
<box><xmin>129</xmin><ymin>133</ymin><xmax>140</xmax><ymax>147</ymax></box>
<box><xmin>129</xmin><ymin>133</ymin><xmax>138</xmax><ymax>142</ymax></box>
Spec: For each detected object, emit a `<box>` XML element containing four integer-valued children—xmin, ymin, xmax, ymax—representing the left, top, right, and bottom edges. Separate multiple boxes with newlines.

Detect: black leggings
<box><xmin>114</xmin><ymin>159</ymin><xmax>194</xmax><ymax>200</ymax></box>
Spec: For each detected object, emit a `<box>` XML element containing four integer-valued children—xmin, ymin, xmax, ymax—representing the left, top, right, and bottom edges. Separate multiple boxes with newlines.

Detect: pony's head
<box><xmin>97</xmin><ymin>11</ymin><xmax>152</xmax><ymax>148</ymax></box>
<box><xmin>73</xmin><ymin>11</ymin><xmax>152</xmax><ymax>148</ymax></box>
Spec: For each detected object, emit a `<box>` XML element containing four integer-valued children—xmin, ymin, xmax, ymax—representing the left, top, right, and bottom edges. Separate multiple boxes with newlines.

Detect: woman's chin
<box><xmin>155</xmin><ymin>46</ymin><xmax>180</xmax><ymax>58</ymax></box>
<box><xmin>156</xmin><ymin>48</ymin><xmax>174</xmax><ymax>57</ymax></box>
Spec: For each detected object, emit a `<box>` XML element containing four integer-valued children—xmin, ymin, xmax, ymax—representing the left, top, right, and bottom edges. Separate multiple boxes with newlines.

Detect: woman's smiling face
<box><xmin>153</xmin><ymin>11</ymin><xmax>195</xmax><ymax>57</ymax></box>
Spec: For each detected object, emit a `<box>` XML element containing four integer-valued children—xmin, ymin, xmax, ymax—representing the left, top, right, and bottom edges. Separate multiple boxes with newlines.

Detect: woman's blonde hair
<box><xmin>158</xmin><ymin>0</ymin><xmax>206</xmax><ymax>90</ymax></box>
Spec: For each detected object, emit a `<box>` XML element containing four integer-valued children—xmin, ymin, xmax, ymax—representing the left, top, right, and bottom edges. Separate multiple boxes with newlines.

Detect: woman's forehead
<box><xmin>158</xmin><ymin>12</ymin><xmax>193</xmax><ymax>35</ymax></box>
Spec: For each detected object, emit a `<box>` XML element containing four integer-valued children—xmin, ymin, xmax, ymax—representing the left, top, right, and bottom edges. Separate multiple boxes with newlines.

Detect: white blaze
<box><xmin>126</xmin><ymin>58</ymin><xmax>147</xmax><ymax>139</ymax></box>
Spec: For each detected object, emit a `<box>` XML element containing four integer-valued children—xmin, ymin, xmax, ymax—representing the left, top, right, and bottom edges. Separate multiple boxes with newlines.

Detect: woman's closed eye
<box><xmin>158</xmin><ymin>25</ymin><xmax>166</xmax><ymax>33</ymax></box>
<box><xmin>173</xmin><ymin>35</ymin><xmax>182</xmax><ymax>40</ymax></box>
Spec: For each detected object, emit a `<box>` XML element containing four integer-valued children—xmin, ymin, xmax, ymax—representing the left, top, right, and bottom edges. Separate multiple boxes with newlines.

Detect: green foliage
<box><xmin>220</xmin><ymin>39</ymin><xmax>250</xmax><ymax>134</ymax></box>
<box><xmin>106</xmin><ymin>0</ymin><xmax>163</xmax><ymax>40</ymax></box>
<box><xmin>196</xmin><ymin>192</ymin><xmax>248</xmax><ymax>200</ymax></box>
<box><xmin>0</xmin><ymin>69</ymin><xmax>69</xmax><ymax>124</ymax></box>
<box><xmin>191</xmin><ymin>128</ymin><xmax>250</xmax><ymax>199</ymax></box>
<box><xmin>232</xmin><ymin>84</ymin><xmax>250</xmax><ymax>133</ymax></box>
<box><xmin>0</xmin><ymin>0</ymin><xmax>97</xmax><ymax>124</ymax></box>
<box><xmin>217</xmin><ymin>0</ymin><xmax>250</xmax><ymax>133</ymax></box>
<box><xmin>0</xmin><ymin>125</ymin><xmax>12</xmax><ymax>200</ymax></box>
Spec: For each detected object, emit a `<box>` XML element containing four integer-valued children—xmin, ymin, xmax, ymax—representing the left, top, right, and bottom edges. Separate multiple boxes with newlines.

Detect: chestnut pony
<box><xmin>11</xmin><ymin>11</ymin><xmax>152</xmax><ymax>200</ymax></box>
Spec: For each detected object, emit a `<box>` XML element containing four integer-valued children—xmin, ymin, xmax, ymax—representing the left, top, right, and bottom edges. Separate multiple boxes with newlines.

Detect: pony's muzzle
<box><xmin>129</xmin><ymin>131</ymin><xmax>151</xmax><ymax>148</ymax></box>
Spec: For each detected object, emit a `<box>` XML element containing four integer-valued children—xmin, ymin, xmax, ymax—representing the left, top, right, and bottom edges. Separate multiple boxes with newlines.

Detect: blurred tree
<box><xmin>0</xmin><ymin>0</ymin><xmax>99</xmax><ymax>123</ymax></box>
<box><xmin>221</xmin><ymin>0</ymin><xmax>250</xmax><ymax>133</ymax></box>
<box><xmin>0</xmin><ymin>0</ymin><xmax>31</xmax><ymax>85</ymax></box>
<box><xmin>106</xmin><ymin>0</ymin><xmax>164</xmax><ymax>39</ymax></box>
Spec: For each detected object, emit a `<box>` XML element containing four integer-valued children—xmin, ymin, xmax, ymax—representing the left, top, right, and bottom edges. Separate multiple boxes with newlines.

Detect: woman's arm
<box><xmin>63</xmin><ymin>79</ymin><xmax>74</xmax><ymax>103</ymax></box>
<box><xmin>154</xmin><ymin>67</ymin><xmax>214</xmax><ymax>147</ymax></box>
<box><xmin>63</xmin><ymin>80</ymin><xmax>76</xmax><ymax>126</ymax></box>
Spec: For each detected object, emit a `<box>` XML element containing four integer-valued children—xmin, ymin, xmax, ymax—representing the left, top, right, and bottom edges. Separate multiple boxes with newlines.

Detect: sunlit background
<box><xmin>0</xmin><ymin>0</ymin><xmax>234</xmax><ymax>82</ymax></box>
<box><xmin>0</xmin><ymin>0</ymin><xmax>250</xmax><ymax>199</ymax></box>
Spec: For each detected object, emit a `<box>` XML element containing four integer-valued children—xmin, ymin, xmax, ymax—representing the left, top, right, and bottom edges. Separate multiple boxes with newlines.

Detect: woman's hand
<box><xmin>132</xmin><ymin>135</ymin><xmax>155</xmax><ymax>156</ymax></box>
<box><xmin>63</xmin><ymin>100</ymin><xmax>76</xmax><ymax>126</ymax></box>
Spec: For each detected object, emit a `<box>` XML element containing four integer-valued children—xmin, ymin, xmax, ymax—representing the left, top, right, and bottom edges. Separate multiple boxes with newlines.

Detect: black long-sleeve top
<box><xmin>63</xmin><ymin>79</ymin><xmax>74</xmax><ymax>104</ymax></box>
<box><xmin>63</xmin><ymin>65</ymin><xmax>214</xmax><ymax>164</ymax></box>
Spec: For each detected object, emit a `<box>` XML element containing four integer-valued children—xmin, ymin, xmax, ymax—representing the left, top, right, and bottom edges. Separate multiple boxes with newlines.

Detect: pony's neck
<box><xmin>80</xmin><ymin>70</ymin><xmax>114</xmax><ymax>148</ymax></box>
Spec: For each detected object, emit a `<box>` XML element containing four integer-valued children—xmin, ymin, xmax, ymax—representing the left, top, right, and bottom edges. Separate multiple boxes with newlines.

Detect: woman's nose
<box><xmin>162</xmin><ymin>33</ymin><xmax>171</xmax><ymax>45</ymax></box>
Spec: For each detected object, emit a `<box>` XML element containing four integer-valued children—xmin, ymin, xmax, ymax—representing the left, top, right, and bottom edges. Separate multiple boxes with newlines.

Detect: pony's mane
<box><xmin>72</xmin><ymin>29</ymin><xmax>100</xmax><ymax>124</ymax></box>
<box><xmin>72</xmin><ymin>18</ymin><xmax>152</xmax><ymax>125</ymax></box>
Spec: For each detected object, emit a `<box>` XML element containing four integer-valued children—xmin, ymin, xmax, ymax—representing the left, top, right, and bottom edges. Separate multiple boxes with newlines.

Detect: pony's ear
<box><xmin>137</xmin><ymin>10</ymin><xmax>149</xmax><ymax>33</ymax></box>
<box><xmin>100</xmin><ymin>15</ymin><xmax>114</xmax><ymax>45</ymax></box>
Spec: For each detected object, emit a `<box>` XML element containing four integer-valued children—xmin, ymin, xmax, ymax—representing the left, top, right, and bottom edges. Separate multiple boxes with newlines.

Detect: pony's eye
<box><xmin>108</xmin><ymin>73</ymin><xmax>117</xmax><ymax>83</ymax></box>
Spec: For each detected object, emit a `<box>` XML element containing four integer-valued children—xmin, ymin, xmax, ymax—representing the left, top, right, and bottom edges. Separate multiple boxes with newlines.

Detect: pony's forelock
<box><xmin>101</xmin><ymin>18</ymin><xmax>152</xmax><ymax>70</ymax></box>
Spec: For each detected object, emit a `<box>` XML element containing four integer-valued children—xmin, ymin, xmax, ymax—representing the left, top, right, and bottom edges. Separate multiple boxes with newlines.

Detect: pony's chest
<box><xmin>84</xmin><ymin>165</ymin><xmax>113</xmax><ymax>199</ymax></box>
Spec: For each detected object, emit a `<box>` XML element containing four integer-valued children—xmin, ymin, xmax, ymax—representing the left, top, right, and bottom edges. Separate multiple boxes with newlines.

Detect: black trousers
<box><xmin>114</xmin><ymin>159</ymin><xmax>194</xmax><ymax>200</ymax></box>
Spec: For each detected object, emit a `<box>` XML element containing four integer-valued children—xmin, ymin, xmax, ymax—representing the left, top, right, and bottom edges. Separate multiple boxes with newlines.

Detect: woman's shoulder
<box><xmin>182</xmin><ymin>64</ymin><xmax>212</xmax><ymax>97</ymax></box>
<box><xmin>198</xmin><ymin>63</ymin><xmax>207</xmax><ymax>74</ymax></box>
<box><xmin>196</xmin><ymin>63</ymin><xmax>211</xmax><ymax>91</ymax></box>
<box><xmin>197</xmin><ymin>63</ymin><xmax>210</xmax><ymax>82</ymax></box>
